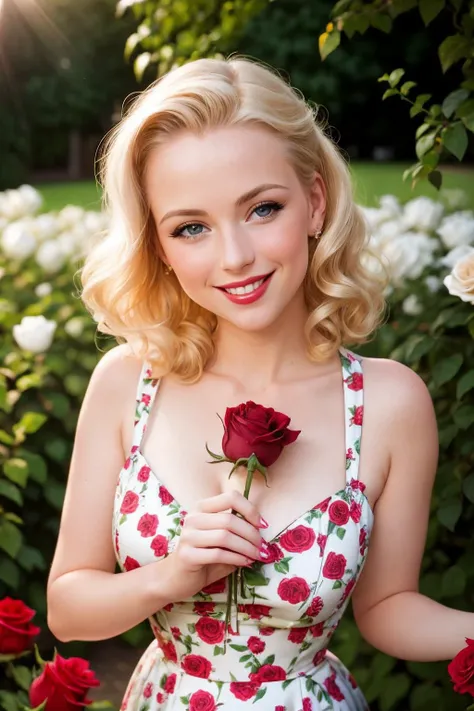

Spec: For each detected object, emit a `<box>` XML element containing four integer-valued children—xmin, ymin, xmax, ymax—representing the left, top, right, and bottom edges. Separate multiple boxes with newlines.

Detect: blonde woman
<box><xmin>46</xmin><ymin>58</ymin><xmax>474</xmax><ymax>710</ymax></box>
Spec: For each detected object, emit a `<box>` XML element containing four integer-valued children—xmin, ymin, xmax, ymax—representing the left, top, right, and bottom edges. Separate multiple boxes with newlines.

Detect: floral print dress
<box><xmin>114</xmin><ymin>348</ymin><xmax>373</xmax><ymax>711</ymax></box>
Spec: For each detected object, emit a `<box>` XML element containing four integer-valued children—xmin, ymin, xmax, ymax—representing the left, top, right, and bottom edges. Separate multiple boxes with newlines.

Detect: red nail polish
<box><xmin>259</xmin><ymin>517</ymin><xmax>269</xmax><ymax>529</ymax></box>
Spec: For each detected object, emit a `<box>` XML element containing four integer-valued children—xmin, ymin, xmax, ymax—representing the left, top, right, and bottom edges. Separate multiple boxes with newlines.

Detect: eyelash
<box><xmin>169</xmin><ymin>200</ymin><xmax>285</xmax><ymax>239</ymax></box>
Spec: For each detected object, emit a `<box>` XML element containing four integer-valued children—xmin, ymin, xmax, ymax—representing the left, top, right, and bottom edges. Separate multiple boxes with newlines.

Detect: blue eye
<box><xmin>170</xmin><ymin>223</ymin><xmax>205</xmax><ymax>239</ymax></box>
<box><xmin>253</xmin><ymin>201</ymin><xmax>284</xmax><ymax>219</ymax></box>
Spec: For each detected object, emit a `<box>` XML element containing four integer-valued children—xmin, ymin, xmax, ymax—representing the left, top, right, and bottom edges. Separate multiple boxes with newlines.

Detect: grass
<box><xmin>36</xmin><ymin>161</ymin><xmax>474</xmax><ymax>212</ymax></box>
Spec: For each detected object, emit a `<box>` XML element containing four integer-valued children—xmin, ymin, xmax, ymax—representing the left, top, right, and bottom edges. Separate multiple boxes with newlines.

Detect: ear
<box><xmin>308</xmin><ymin>172</ymin><xmax>327</xmax><ymax>234</ymax></box>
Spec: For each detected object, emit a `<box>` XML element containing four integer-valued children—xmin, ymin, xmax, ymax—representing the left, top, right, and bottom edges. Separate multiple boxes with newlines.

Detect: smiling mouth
<box><xmin>217</xmin><ymin>272</ymin><xmax>274</xmax><ymax>296</ymax></box>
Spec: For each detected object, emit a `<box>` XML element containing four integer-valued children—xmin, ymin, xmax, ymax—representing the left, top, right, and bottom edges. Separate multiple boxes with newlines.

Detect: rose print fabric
<box><xmin>114</xmin><ymin>348</ymin><xmax>373</xmax><ymax>710</ymax></box>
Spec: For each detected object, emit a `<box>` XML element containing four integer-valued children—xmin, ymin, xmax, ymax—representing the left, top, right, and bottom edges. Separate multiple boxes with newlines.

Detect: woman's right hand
<box><xmin>163</xmin><ymin>490</ymin><xmax>267</xmax><ymax>601</ymax></box>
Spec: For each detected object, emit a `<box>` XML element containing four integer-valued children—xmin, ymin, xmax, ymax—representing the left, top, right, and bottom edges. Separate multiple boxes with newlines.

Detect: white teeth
<box><xmin>225</xmin><ymin>278</ymin><xmax>265</xmax><ymax>295</ymax></box>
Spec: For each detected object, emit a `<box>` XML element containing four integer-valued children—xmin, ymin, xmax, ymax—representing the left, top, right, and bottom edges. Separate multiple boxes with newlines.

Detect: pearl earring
<box><xmin>313</xmin><ymin>228</ymin><xmax>323</xmax><ymax>238</ymax></box>
<box><xmin>165</xmin><ymin>264</ymin><xmax>173</xmax><ymax>275</ymax></box>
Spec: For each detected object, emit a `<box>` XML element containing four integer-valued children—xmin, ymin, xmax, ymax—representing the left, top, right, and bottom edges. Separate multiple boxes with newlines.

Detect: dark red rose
<box><xmin>193</xmin><ymin>602</ymin><xmax>216</xmax><ymax>616</ymax></box>
<box><xmin>151</xmin><ymin>534</ymin><xmax>168</xmax><ymax>557</ymax></box>
<box><xmin>275</xmin><ymin>707</ymin><xmax>286</xmax><ymax>711</ymax></box>
<box><xmin>448</xmin><ymin>638</ymin><xmax>474</xmax><ymax>695</ymax></box>
<box><xmin>137</xmin><ymin>466</ymin><xmax>150</xmax><ymax>483</ymax></box>
<box><xmin>302</xmin><ymin>699</ymin><xmax>312</xmax><ymax>711</ymax></box>
<box><xmin>137</xmin><ymin>513</ymin><xmax>158</xmax><ymax>537</ymax></box>
<box><xmin>141</xmin><ymin>393</ymin><xmax>151</xmax><ymax>406</ymax></box>
<box><xmin>316</xmin><ymin>534</ymin><xmax>327</xmax><ymax>557</ymax></box>
<box><xmin>195</xmin><ymin>617</ymin><xmax>225</xmax><ymax>645</ymax></box>
<box><xmin>277</xmin><ymin>577</ymin><xmax>310</xmax><ymax>604</ymax></box>
<box><xmin>247</xmin><ymin>636</ymin><xmax>265</xmax><ymax>654</ymax></box>
<box><xmin>163</xmin><ymin>603</ymin><xmax>174</xmax><ymax>611</ymax></box>
<box><xmin>306</xmin><ymin>596</ymin><xmax>324</xmax><ymax>618</ymax></box>
<box><xmin>350</xmin><ymin>478</ymin><xmax>366</xmax><ymax>492</ymax></box>
<box><xmin>313</xmin><ymin>496</ymin><xmax>331</xmax><ymax>513</ymax></box>
<box><xmin>288</xmin><ymin>627</ymin><xmax>307</xmax><ymax>644</ymax></box>
<box><xmin>160</xmin><ymin>640</ymin><xmax>177</xmax><ymax>663</ymax></box>
<box><xmin>238</xmin><ymin>604</ymin><xmax>272</xmax><ymax>619</ymax></box>
<box><xmin>159</xmin><ymin>486</ymin><xmax>174</xmax><ymax>505</ymax></box>
<box><xmin>0</xmin><ymin>597</ymin><xmax>40</xmax><ymax>655</ymax></box>
<box><xmin>348</xmin><ymin>673</ymin><xmax>358</xmax><ymax>689</ymax></box>
<box><xmin>322</xmin><ymin>552</ymin><xmax>347</xmax><ymax>580</ymax></box>
<box><xmin>250</xmin><ymin>664</ymin><xmax>286</xmax><ymax>683</ymax></box>
<box><xmin>171</xmin><ymin>626</ymin><xmax>181</xmax><ymax>640</ymax></box>
<box><xmin>156</xmin><ymin>692</ymin><xmax>164</xmax><ymax>703</ymax></box>
<box><xmin>260</xmin><ymin>541</ymin><xmax>283</xmax><ymax>564</ymax></box>
<box><xmin>346</xmin><ymin>372</ymin><xmax>363</xmax><ymax>391</ymax></box>
<box><xmin>324</xmin><ymin>672</ymin><xmax>345</xmax><ymax>701</ymax></box>
<box><xmin>163</xmin><ymin>673</ymin><xmax>177</xmax><ymax>694</ymax></box>
<box><xmin>313</xmin><ymin>649</ymin><xmax>326</xmax><ymax>666</ymax></box>
<box><xmin>181</xmin><ymin>654</ymin><xmax>212</xmax><ymax>679</ymax></box>
<box><xmin>359</xmin><ymin>529</ymin><xmax>368</xmax><ymax>556</ymax></box>
<box><xmin>259</xmin><ymin>626</ymin><xmax>275</xmax><ymax>636</ymax></box>
<box><xmin>229</xmin><ymin>681</ymin><xmax>261</xmax><ymax>701</ymax></box>
<box><xmin>221</xmin><ymin>401</ymin><xmax>300</xmax><ymax>467</ymax></box>
<box><xmin>29</xmin><ymin>654</ymin><xmax>100</xmax><ymax>711</ymax></box>
<box><xmin>201</xmin><ymin>578</ymin><xmax>226</xmax><ymax>595</ymax></box>
<box><xmin>189</xmin><ymin>689</ymin><xmax>216</xmax><ymax>711</ymax></box>
<box><xmin>351</xmin><ymin>406</ymin><xmax>363</xmax><ymax>426</ymax></box>
<box><xmin>328</xmin><ymin>501</ymin><xmax>350</xmax><ymax>526</ymax></box>
<box><xmin>309</xmin><ymin>622</ymin><xmax>324</xmax><ymax>637</ymax></box>
<box><xmin>120</xmin><ymin>491</ymin><xmax>139</xmax><ymax>514</ymax></box>
<box><xmin>341</xmin><ymin>578</ymin><xmax>356</xmax><ymax>603</ymax></box>
<box><xmin>143</xmin><ymin>682</ymin><xmax>153</xmax><ymax>698</ymax></box>
<box><xmin>349</xmin><ymin>501</ymin><xmax>362</xmax><ymax>523</ymax></box>
<box><xmin>279</xmin><ymin>526</ymin><xmax>315</xmax><ymax>553</ymax></box>
<box><xmin>123</xmin><ymin>556</ymin><xmax>140</xmax><ymax>572</ymax></box>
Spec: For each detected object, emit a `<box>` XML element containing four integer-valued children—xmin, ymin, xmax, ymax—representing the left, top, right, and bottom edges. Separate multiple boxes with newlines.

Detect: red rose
<box><xmin>288</xmin><ymin>627</ymin><xmax>307</xmax><ymax>644</ymax></box>
<box><xmin>141</xmin><ymin>393</ymin><xmax>151</xmax><ymax>406</ymax></box>
<box><xmin>0</xmin><ymin>597</ymin><xmax>40</xmax><ymax>655</ymax></box>
<box><xmin>229</xmin><ymin>681</ymin><xmax>261</xmax><ymax>701</ymax></box>
<box><xmin>238</xmin><ymin>604</ymin><xmax>272</xmax><ymax>619</ymax></box>
<box><xmin>181</xmin><ymin>654</ymin><xmax>212</xmax><ymax>679</ymax></box>
<box><xmin>346</xmin><ymin>372</ymin><xmax>363</xmax><ymax>391</ymax></box>
<box><xmin>260</xmin><ymin>626</ymin><xmax>275</xmax><ymax>636</ymax></box>
<box><xmin>349</xmin><ymin>501</ymin><xmax>362</xmax><ymax>523</ymax></box>
<box><xmin>260</xmin><ymin>541</ymin><xmax>283</xmax><ymax>564</ymax></box>
<box><xmin>193</xmin><ymin>602</ymin><xmax>215</xmax><ymax>616</ymax></box>
<box><xmin>143</xmin><ymin>682</ymin><xmax>153</xmax><ymax>698</ymax></box>
<box><xmin>302</xmin><ymin>699</ymin><xmax>312</xmax><ymax>711</ymax></box>
<box><xmin>156</xmin><ymin>692</ymin><xmax>164</xmax><ymax>703</ymax></box>
<box><xmin>313</xmin><ymin>649</ymin><xmax>326</xmax><ymax>666</ymax></box>
<box><xmin>221</xmin><ymin>401</ymin><xmax>300</xmax><ymax>467</ymax></box>
<box><xmin>316</xmin><ymin>534</ymin><xmax>327</xmax><ymax>557</ymax></box>
<box><xmin>123</xmin><ymin>556</ymin><xmax>140</xmax><ymax>572</ymax></box>
<box><xmin>171</xmin><ymin>626</ymin><xmax>181</xmax><ymax>640</ymax></box>
<box><xmin>309</xmin><ymin>622</ymin><xmax>324</xmax><ymax>637</ymax></box>
<box><xmin>350</xmin><ymin>478</ymin><xmax>366</xmax><ymax>492</ymax></box>
<box><xmin>159</xmin><ymin>486</ymin><xmax>174</xmax><ymax>505</ymax></box>
<box><xmin>277</xmin><ymin>577</ymin><xmax>310</xmax><ymax>604</ymax></box>
<box><xmin>306</xmin><ymin>596</ymin><xmax>324</xmax><ymax>618</ymax></box>
<box><xmin>120</xmin><ymin>491</ymin><xmax>139</xmax><ymax>514</ymax></box>
<box><xmin>313</xmin><ymin>496</ymin><xmax>331</xmax><ymax>513</ymax></box>
<box><xmin>250</xmin><ymin>664</ymin><xmax>286</xmax><ymax>683</ymax></box>
<box><xmin>189</xmin><ymin>689</ymin><xmax>216</xmax><ymax>711</ymax></box>
<box><xmin>247</xmin><ymin>636</ymin><xmax>265</xmax><ymax>654</ymax></box>
<box><xmin>163</xmin><ymin>673</ymin><xmax>177</xmax><ymax>694</ymax></box>
<box><xmin>322</xmin><ymin>552</ymin><xmax>347</xmax><ymax>580</ymax></box>
<box><xmin>195</xmin><ymin>617</ymin><xmax>225</xmax><ymax>645</ymax></box>
<box><xmin>275</xmin><ymin>707</ymin><xmax>286</xmax><ymax>711</ymax></box>
<box><xmin>279</xmin><ymin>526</ymin><xmax>315</xmax><ymax>553</ymax></box>
<box><xmin>201</xmin><ymin>578</ymin><xmax>226</xmax><ymax>595</ymax></box>
<box><xmin>328</xmin><ymin>501</ymin><xmax>350</xmax><ymax>526</ymax></box>
<box><xmin>29</xmin><ymin>654</ymin><xmax>100</xmax><ymax>711</ymax></box>
<box><xmin>161</xmin><ymin>640</ymin><xmax>177</xmax><ymax>663</ymax></box>
<box><xmin>348</xmin><ymin>673</ymin><xmax>358</xmax><ymax>689</ymax></box>
<box><xmin>137</xmin><ymin>513</ymin><xmax>158</xmax><ymax>537</ymax></box>
<box><xmin>324</xmin><ymin>672</ymin><xmax>345</xmax><ymax>701</ymax></box>
<box><xmin>351</xmin><ymin>406</ymin><xmax>363</xmax><ymax>426</ymax></box>
<box><xmin>448</xmin><ymin>638</ymin><xmax>474</xmax><ymax>695</ymax></box>
<box><xmin>137</xmin><ymin>466</ymin><xmax>150</xmax><ymax>482</ymax></box>
<box><xmin>341</xmin><ymin>578</ymin><xmax>356</xmax><ymax>603</ymax></box>
<box><xmin>151</xmin><ymin>534</ymin><xmax>168</xmax><ymax>557</ymax></box>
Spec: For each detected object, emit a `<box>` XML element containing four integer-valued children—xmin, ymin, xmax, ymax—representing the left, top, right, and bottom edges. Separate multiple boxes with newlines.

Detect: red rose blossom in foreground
<box><xmin>448</xmin><ymin>638</ymin><xmax>474</xmax><ymax>695</ymax></box>
<box><xmin>29</xmin><ymin>654</ymin><xmax>100</xmax><ymax>711</ymax></box>
<box><xmin>0</xmin><ymin>597</ymin><xmax>40</xmax><ymax>655</ymax></box>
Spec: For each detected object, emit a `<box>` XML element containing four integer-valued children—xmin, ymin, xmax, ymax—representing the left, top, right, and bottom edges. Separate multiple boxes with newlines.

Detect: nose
<box><xmin>219</xmin><ymin>225</ymin><xmax>255</xmax><ymax>273</ymax></box>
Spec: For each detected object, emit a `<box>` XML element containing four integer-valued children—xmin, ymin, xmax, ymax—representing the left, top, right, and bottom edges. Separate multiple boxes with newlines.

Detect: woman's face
<box><xmin>145</xmin><ymin>124</ymin><xmax>325</xmax><ymax>333</ymax></box>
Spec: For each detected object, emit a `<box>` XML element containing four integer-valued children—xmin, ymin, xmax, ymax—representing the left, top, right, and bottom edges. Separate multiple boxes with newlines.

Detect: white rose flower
<box><xmin>83</xmin><ymin>211</ymin><xmax>106</xmax><ymax>234</ymax></box>
<box><xmin>1</xmin><ymin>221</ymin><xmax>37</xmax><ymax>259</ymax></box>
<box><xmin>379</xmin><ymin>194</ymin><xmax>402</xmax><ymax>220</ymax></box>
<box><xmin>425</xmin><ymin>275</ymin><xmax>442</xmax><ymax>293</ymax></box>
<box><xmin>372</xmin><ymin>219</ymin><xmax>403</xmax><ymax>246</ymax></box>
<box><xmin>13</xmin><ymin>315</ymin><xmax>57</xmax><ymax>353</ymax></box>
<box><xmin>32</xmin><ymin>213</ymin><xmax>59</xmax><ymax>243</ymax></box>
<box><xmin>1</xmin><ymin>190</ymin><xmax>27</xmax><ymax>221</ymax></box>
<box><xmin>383</xmin><ymin>231</ymin><xmax>437</xmax><ymax>285</ymax></box>
<box><xmin>35</xmin><ymin>282</ymin><xmax>53</xmax><ymax>298</ymax></box>
<box><xmin>440</xmin><ymin>188</ymin><xmax>468</xmax><ymax>211</ymax></box>
<box><xmin>17</xmin><ymin>185</ymin><xmax>43</xmax><ymax>215</ymax></box>
<box><xmin>444</xmin><ymin>250</ymin><xmax>474</xmax><ymax>304</ymax></box>
<box><xmin>402</xmin><ymin>294</ymin><xmax>423</xmax><ymax>315</ymax></box>
<box><xmin>437</xmin><ymin>211</ymin><xmax>474</xmax><ymax>250</ymax></box>
<box><xmin>440</xmin><ymin>244</ymin><xmax>474</xmax><ymax>270</ymax></box>
<box><xmin>35</xmin><ymin>240</ymin><xmax>67</xmax><ymax>273</ymax></box>
<box><xmin>403</xmin><ymin>196</ymin><xmax>444</xmax><ymax>232</ymax></box>
<box><xmin>64</xmin><ymin>317</ymin><xmax>85</xmax><ymax>338</ymax></box>
<box><xmin>57</xmin><ymin>205</ymin><xmax>85</xmax><ymax>230</ymax></box>
<box><xmin>361</xmin><ymin>207</ymin><xmax>387</xmax><ymax>233</ymax></box>
<box><xmin>57</xmin><ymin>231</ymin><xmax>79</xmax><ymax>258</ymax></box>
<box><xmin>0</xmin><ymin>217</ymin><xmax>8</xmax><ymax>233</ymax></box>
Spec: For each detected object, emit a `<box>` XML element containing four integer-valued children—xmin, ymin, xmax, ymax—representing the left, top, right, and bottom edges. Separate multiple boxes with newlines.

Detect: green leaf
<box><xmin>134</xmin><ymin>52</ymin><xmax>152</xmax><ymax>82</ymax></box>
<box><xmin>380</xmin><ymin>673</ymin><xmax>410</xmax><ymax>711</ymax></box>
<box><xmin>319</xmin><ymin>30</ymin><xmax>341</xmax><ymax>60</ymax></box>
<box><xmin>453</xmin><ymin>405</ymin><xmax>474</xmax><ymax>430</ymax></box>
<box><xmin>388</xmin><ymin>68</ymin><xmax>405</xmax><ymax>88</ymax></box>
<box><xmin>382</xmin><ymin>88</ymin><xmax>398</xmax><ymax>100</ymax></box>
<box><xmin>463</xmin><ymin>474</ymin><xmax>474</xmax><ymax>503</ymax></box>
<box><xmin>0</xmin><ymin>480</ymin><xmax>23</xmax><ymax>506</ymax></box>
<box><xmin>0</xmin><ymin>557</ymin><xmax>20</xmax><ymax>588</ymax></box>
<box><xmin>432</xmin><ymin>354</ymin><xmax>463</xmax><ymax>386</ymax></box>
<box><xmin>438</xmin><ymin>424</ymin><xmax>458</xmax><ymax>448</ymax></box>
<box><xmin>428</xmin><ymin>170</ymin><xmax>442</xmax><ymax>190</ymax></box>
<box><xmin>441</xmin><ymin>565</ymin><xmax>466</xmax><ymax>597</ymax></box>
<box><xmin>0</xmin><ymin>690</ymin><xmax>20</xmax><ymax>711</ymax></box>
<box><xmin>11</xmin><ymin>665</ymin><xmax>32</xmax><ymax>691</ymax></box>
<box><xmin>442</xmin><ymin>89</ymin><xmax>470</xmax><ymax>118</ymax></box>
<box><xmin>44</xmin><ymin>481</ymin><xmax>66</xmax><ymax>511</ymax></box>
<box><xmin>400</xmin><ymin>81</ymin><xmax>417</xmax><ymax>96</ymax></box>
<box><xmin>419</xmin><ymin>0</ymin><xmax>445</xmax><ymax>25</ymax></box>
<box><xmin>438</xmin><ymin>35</ymin><xmax>470</xmax><ymax>73</ymax></box>
<box><xmin>443</xmin><ymin>122</ymin><xmax>468</xmax><ymax>160</ymax></box>
<box><xmin>415</xmin><ymin>123</ymin><xmax>431</xmax><ymax>139</ymax></box>
<box><xmin>437</xmin><ymin>500</ymin><xmax>462</xmax><ymax>531</ymax></box>
<box><xmin>462</xmin><ymin>114</ymin><xmax>474</xmax><ymax>132</ymax></box>
<box><xmin>17</xmin><ymin>451</ymin><xmax>47</xmax><ymax>484</ymax></box>
<box><xmin>243</xmin><ymin>567</ymin><xmax>269</xmax><ymax>587</ymax></box>
<box><xmin>456</xmin><ymin>98</ymin><xmax>474</xmax><ymax>119</ymax></box>
<box><xmin>415</xmin><ymin>132</ymin><xmax>436</xmax><ymax>159</ymax></box>
<box><xmin>457</xmin><ymin>370</ymin><xmax>474</xmax><ymax>399</ymax></box>
<box><xmin>0</xmin><ymin>519</ymin><xmax>23</xmax><ymax>558</ymax></box>
<box><xmin>371</xmin><ymin>13</ymin><xmax>392</xmax><ymax>33</ymax></box>
<box><xmin>3</xmin><ymin>458</ymin><xmax>29</xmax><ymax>488</ymax></box>
<box><xmin>45</xmin><ymin>438</ymin><xmax>69</xmax><ymax>463</ymax></box>
<box><xmin>16</xmin><ymin>545</ymin><xmax>46</xmax><ymax>572</ymax></box>
<box><xmin>13</xmin><ymin>412</ymin><xmax>47</xmax><ymax>435</ymax></box>
<box><xmin>410</xmin><ymin>682</ymin><xmax>441</xmax><ymax>709</ymax></box>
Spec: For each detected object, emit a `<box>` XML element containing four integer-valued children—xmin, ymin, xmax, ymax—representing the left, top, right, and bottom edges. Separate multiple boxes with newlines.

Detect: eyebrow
<box><xmin>158</xmin><ymin>183</ymin><xmax>289</xmax><ymax>225</ymax></box>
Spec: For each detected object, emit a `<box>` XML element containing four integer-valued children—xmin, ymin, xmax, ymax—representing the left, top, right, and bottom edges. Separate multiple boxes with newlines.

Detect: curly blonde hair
<box><xmin>81</xmin><ymin>57</ymin><xmax>386</xmax><ymax>382</ymax></box>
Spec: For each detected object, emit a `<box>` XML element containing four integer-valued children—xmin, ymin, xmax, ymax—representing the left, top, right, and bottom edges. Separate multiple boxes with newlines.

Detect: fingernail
<box><xmin>259</xmin><ymin>517</ymin><xmax>269</xmax><ymax>529</ymax></box>
<box><xmin>244</xmin><ymin>560</ymin><xmax>254</xmax><ymax>568</ymax></box>
<box><xmin>259</xmin><ymin>542</ymin><xmax>270</xmax><ymax>560</ymax></box>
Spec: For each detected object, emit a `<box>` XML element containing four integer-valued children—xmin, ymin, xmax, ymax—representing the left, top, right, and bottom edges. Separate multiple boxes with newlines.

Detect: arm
<box><xmin>352</xmin><ymin>359</ymin><xmax>474</xmax><ymax>661</ymax></box>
